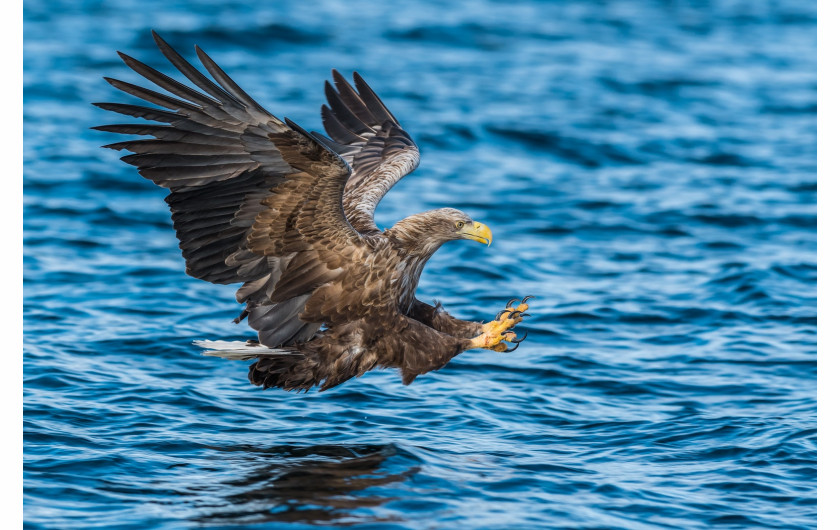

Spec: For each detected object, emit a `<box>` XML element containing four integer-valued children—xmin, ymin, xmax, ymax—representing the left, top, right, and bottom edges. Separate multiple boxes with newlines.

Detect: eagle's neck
<box><xmin>393</xmin><ymin>250</ymin><xmax>441</xmax><ymax>313</ymax></box>
<box><xmin>384</xmin><ymin>225</ymin><xmax>446</xmax><ymax>311</ymax></box>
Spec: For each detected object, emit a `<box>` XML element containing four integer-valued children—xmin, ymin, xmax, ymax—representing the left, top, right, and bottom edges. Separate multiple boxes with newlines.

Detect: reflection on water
<box><xmin>191</xmin><ymin>444</ymin><xmax>419</xmax><ymax>526</ymax></box>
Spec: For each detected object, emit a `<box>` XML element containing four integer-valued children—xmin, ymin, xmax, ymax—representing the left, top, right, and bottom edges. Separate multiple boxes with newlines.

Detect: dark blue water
<box><xmin>24</xmin><ymin>1</ymin><xmax>816</xmax><ymax>528</ymax></box>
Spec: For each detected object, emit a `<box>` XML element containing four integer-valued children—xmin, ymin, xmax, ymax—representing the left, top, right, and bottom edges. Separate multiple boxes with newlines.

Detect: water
<box><xmin>23</xmin><ymin>0</ymin><xmax>816</xmax><ymax>528</ymax></box>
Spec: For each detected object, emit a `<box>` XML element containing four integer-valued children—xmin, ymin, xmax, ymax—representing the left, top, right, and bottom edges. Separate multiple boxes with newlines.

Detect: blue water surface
<box><xmin>23</xmin><ymin>0</ymin><xmax>816</xmax><ymax>528</ymax></box>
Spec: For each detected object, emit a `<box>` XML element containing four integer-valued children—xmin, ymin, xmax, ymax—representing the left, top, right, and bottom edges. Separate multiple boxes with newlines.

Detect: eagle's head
<box><xmin>387</xmin><ymin>207</ymin><xmax>493</xmax><ymax>256</ymax></box>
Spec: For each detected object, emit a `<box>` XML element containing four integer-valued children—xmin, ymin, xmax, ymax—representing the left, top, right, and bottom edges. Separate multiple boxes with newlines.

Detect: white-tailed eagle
<box><xmin>95</xmin><ymin>31</ymin><xmax>531</xmax><ymax>391</ymax></box>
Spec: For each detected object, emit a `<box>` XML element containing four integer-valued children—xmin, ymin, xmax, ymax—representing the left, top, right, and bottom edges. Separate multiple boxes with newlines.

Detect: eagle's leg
<box><xmin>407</xmin><ymin>299</ymin><xmax>484</xmax><ymax>338</ymax></box>
<box><xmin>470</xmin><ymin>297</ymin><xmax>531</xmax><ymax>352</ymax></box>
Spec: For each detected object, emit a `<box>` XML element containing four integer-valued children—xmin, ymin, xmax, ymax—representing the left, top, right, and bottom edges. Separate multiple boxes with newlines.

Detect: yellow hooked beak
<box><xmin>458</xmin><ymin>221</ymin><xmax>493</xmax><ymax>246</ymax></box>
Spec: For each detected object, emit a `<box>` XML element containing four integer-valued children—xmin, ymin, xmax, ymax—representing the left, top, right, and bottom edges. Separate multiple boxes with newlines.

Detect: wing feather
<box><xmin>320</xmin><ymin>70</ymin><xmax>421</xmax><ymax>234</ymax></box>
<box><xmin>96</xmin><ymin>31</ymin><xmax>369</xmax><ymax>347</ymax></box>
<box><xmin>194</xmin><ymin>44</ymin><xmax>273</xmax><ymax>115</ymax></box>
<box><xmin>101</xmin><ymin>77</ymin><xmax>203</xmax><ymax>112</ymax></box>
<box><xmin>351</xmin><ymin>71</ymin><xmax>399</xmax><ymax>124</ymax></box>
<box><xmin>331</xmin><ymin>70</ymin><xmax>377</xmax><ymax>124</ymax></box>
<box><xmin>115</xmin><ymin>51</ymin><xmax>222</xmax><ymax>110</ymax></box>
<box><xmin>321</xmin><ymin>107</ymin><xmax>367</xmax><ymax>145</ymax></box>
<box><xmin>93</xmin><ymin>123</ymin><xmax>239</xmax><ymax>144</ymax></box>
<box><xmin>150</xmin><ymin>31</ymin><xmax>246</xmax><ymax>110</ymax></box>
<box><xmin>323</xmin><ymin>82</ymin><xmax>373</xmax><ymax>136</ymax></box>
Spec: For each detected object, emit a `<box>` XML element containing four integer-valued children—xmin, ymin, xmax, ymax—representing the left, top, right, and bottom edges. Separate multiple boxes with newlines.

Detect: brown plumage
<box><xmin>95</xmin><ymin>31</ymin><xmax>531</xmax><ymax>392</ymax></box>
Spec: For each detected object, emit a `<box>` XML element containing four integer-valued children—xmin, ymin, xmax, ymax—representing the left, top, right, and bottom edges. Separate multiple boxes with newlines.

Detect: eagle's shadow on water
<box><xmin>189</xmin><ymin>443</ymin><xmax>420</xmax><ymax>526</ymax></box>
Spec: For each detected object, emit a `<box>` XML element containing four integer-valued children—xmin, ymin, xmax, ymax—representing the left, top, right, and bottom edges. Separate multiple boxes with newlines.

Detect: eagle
<box><xmin>95</xmin><ymin>31</ymin><xmax>531</xmax><ymax>392</ymax></box>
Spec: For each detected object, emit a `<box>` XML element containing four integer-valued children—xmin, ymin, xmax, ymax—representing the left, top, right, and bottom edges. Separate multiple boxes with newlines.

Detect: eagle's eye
<box><xmin>455</xmin><ymin>221</ymin><xmax>465</xmax><ymax>229</ymax></box>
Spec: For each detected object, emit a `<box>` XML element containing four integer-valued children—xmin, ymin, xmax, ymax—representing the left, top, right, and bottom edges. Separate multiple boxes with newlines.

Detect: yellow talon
<box><xmin>469</xmin><ymin>329</ymin><xmax>520</xmax><ymax>351</ymax></box>
<box><xmin>481</xmin><ymin>300</ymin><xmax>530</xmax><ymax>334</ymax></box>
<box><xmin>481</xmin><ymin>315</ymin><xmax>517</xmax><ymax>335</ymax></box>
<box><xmin>471</xmin><ymin>297</ymin><xmax>532</xmax><ymax>352</ymax></box>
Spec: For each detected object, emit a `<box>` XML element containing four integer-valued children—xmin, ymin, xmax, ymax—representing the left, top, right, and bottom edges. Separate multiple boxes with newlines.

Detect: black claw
<box><xmin>506</xmin><ymin>298</ymin><xmax>519</xmax><ymax>308</ymax></box>
<box><xmin>508</xmin><ymin>310</ymin><xmax>522</xmax><ymax>319</ymax></box>
<box><xmin>510</xmin><ymin>331</ymin><xmax>528</xmax><ymax>344</ymax></box>
<box><xmin>522</xmin><ymin>295</ymin><xmax>535</xmax><ymax>304</ymax></box>
<box><xmin>520</xmin><ymin>313</ymin><xmax>531</xmax><ymax>318</ymax></box>
<box><xmin>495</xmin><ymin>309</ymin><xmax>507</xmax><ymax>321</ymax></box>
<box><xmin>233</xmin><ymin>307</ymin><xmax>249</xmax><ymax>324</ymax></box>
<box><xmin>504</xmin><ymin>342</ymin><xmax>521</xmax><ymax>353</ymax></box>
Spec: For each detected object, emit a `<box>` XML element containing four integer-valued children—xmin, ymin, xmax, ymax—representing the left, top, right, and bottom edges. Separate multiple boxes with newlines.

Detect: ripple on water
<box><xmin>24</xmin><ymin>0</ymin><xmax>815</xmax><ymax>528</ymax></box>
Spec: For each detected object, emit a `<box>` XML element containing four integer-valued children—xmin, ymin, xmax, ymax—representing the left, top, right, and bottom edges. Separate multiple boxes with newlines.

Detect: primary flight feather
<box><xmin>95</xmin><ymin>31</ymin><xmax>531</xmax><ymax>391</ymax></box>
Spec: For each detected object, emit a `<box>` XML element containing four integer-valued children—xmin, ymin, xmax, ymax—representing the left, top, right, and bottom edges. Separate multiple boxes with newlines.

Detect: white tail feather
<box><xmin>194</xmin><ymin>340</ymin><xmax>294</xmax><ymax>361</ymax></box>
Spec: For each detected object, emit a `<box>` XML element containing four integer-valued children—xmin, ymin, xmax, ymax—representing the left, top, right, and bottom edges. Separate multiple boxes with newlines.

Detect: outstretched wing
<box><xmin>313</xmin><ymin>70</ymin><xmax>421</xmax><ymax>235</ymax></box>
<box><xmin>95</xmin><ymin>31</ymin><xmax>366</xmax><ymax>347</ymax></box>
